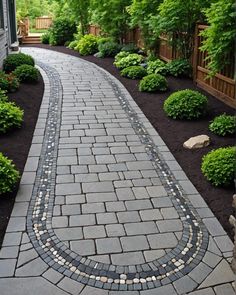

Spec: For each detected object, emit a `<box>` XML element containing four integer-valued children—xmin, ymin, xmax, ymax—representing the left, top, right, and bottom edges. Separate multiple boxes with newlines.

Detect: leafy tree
<box><xmin>150</xmin><ymin>0</ymin><xmax>212</xmax><ymax>59</ymax></box>
<box><xmin>91</xmin><ymin>0</ymin><xmax>131</xmax><ymax>43</ymax></box>
<box><xmin>200</xmin><ymin>0</ymin><xmax>236</xmax><ymax>75</ymax></box>
<box><xmin>127</xmin><ymin>0</ymin><xmax>162</xmax><ymax>51</ymax></box>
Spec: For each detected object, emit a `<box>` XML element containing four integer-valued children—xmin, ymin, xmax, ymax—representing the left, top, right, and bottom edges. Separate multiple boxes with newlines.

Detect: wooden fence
<box><xmin>35</xmin><ymin>17</ymin><xmax>52</xmax><ymax>30</ymax></box>
<box><xmin>193</xmin><ymin>25</ymin><xmax>235</xmax><ymax>108</ymax></box>
<box><xmin>88</xmin><ymin>24</ymin><xmax>235</xmax><ymax>108</ymax></box>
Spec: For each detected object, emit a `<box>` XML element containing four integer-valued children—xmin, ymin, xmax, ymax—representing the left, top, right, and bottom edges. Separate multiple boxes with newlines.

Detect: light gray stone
<box><xmin>96</xmin><ymin>237</ymin><xmax>122</xmax><ymax>254</ymax></box>
<box><xmin>214</xmin><ymin>283</ymin><xmax>236</xmax><ymax>295</ymax></box>
<box><xmin>96</xmin><ymin>212</ymin><xmax>117</xmax><ymax>224</ymax></box>
<box><xmin>111</xmin><ymin>251</ymin><xmax>145</xmax><ymax>265</ymax></box>
<box><xmin>82</xmin><ymin>181</ymin><xmax>114</xmax><ymax>193</ymax></box>
<box><xmin>173</xmin><ymin>275</ymin><xmax>198</xmax><ymax>294</ymax></box>
<box><xmin>2</xmin><ymin>232</ymin><xmax>22</xmax><ymax>246</ymax></box>
<box><xmin>121</xmin><ymin>236</ymin><xmax>149</xmax><ymax>251</ymax></box>
<box><xmin>57</xmin><ymin>277</ymin><xmax>84</xmax><ymax>295</ymax></box>
<box><xmin>83</xmin><ymin>225</ymin><xmax>106</xmax><ymax>239</ymax></box>
<box><xmin>54</xmin><ymin>227</ymin><xmax>83</xmax><ymax>241</ymax></box>
<box><xmin>124</xmin><ymin>221</ymin><xmax>158</xmax><ymax>235</ymax></box>
<box><xmin>56</xmin><ymin>183</ymin><xmax>81</xmax><ymax>195</ymax></box>
<box><xmin>69</xmin><ymin>214</ymin><xmax>96</xmax><ymax>227</ymax></box>
<box><xmin>147</xmin><ymin>233</ymin><xmax>178</xmax><ymax>249</ymax></box>
<box><xmin>42</xmin><ymin>268</ymin><xmax>64</xmax><ymax>284</ymax></box>
<box><xmin>183</xmin><ymin>135</ymin><xmax>210</xmax><ymax>149</ymax></box>
<box><xmin>16</xmin><ymin>257</ymin><xmax>48</xmax><ymax>276</ymax></box>
<box><xmin>70</xmin><ymin>240</ymin><xmax>95</xmax><ymax>256</ymax></box>
<box><xmin>106</xmin><ymin>224</ymin><xmax>125</xmax><ymax>237</ymax></box>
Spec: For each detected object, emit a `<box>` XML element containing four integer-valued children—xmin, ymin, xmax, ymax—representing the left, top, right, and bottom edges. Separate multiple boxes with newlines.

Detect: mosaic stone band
<box><xmin>26</xmin><ymin>61</ymin><xmax>209</xmax><ymax>291</ymax></box>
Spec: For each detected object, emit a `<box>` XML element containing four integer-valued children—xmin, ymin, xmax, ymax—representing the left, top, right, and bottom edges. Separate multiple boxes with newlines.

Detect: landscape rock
<box><xmin>183</xmin><ymin>135</ymin><xmax>210</xmax><ymax>149</ymax></box>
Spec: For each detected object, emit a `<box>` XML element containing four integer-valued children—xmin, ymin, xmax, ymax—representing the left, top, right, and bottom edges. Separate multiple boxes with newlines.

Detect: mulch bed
<box><xmin>5</xmin><ymin>44</ymin><xmax>233</xmax><ymax>243</ymax></box>
<box><xmin>0</xmin><ymin>75</ymin><xmax>44</xmax><ymax>246</ymax></box>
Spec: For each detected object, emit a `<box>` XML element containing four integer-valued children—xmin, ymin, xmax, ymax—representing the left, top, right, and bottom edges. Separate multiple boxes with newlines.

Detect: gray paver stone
<box><xmin>96</xmin><ymin>237</ymin><xmax>122</xmax><ymax>254</ymax></box>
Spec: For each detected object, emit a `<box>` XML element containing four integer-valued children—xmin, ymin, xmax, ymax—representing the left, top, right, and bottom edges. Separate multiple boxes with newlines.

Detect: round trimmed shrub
<box><xmin>0</xmin><ymin>153</ymin><xmax>20</xmax><ymax>195</ymax></box>
<box><xmin>13</xmin><ymin>65</ymin><xmax>39</xmax><ymax>83</ymax></box>
<box><xmin>3</xmin><ymin>53</ymin><xmax>35</xmax><ymax>73</ymax></box>
<box><xmin>164</xmin><ymin>89</ymin><xmax>208</xmax><ymax>120</ymax></box>
<box><xmin>121</xmin><ymin>66</ymin><xmax>147</xmax><ymax>79</ymax></box>
<box><xmin>114</xmin><ymin>53</ymin><xmax>144</xmax><ymax>69</ymax></box>
<box><xmin>0</xmin><ymin>101</ymin><xmax>24</xmax><ymax>133</ymax></box>
<box><xmin>209</xmin><ymin>114</ymin><xmax>236</xmax><ymax>136</ymax></box>
<box><xmin>139</xmin><ymin>74</ymin><xmax>168</xmax><ymax>92</ymax></box>
<box><xmin>201</xmin><ymin>147</ymin><xmax>236</xmax><ymax>187</ymax></box>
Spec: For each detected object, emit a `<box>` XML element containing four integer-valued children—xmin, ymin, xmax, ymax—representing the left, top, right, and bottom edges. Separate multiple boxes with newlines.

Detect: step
<box><xmin>22</xmin><ymin>40</ymin><xmax>42</xmax><ymax>44</ymax></box>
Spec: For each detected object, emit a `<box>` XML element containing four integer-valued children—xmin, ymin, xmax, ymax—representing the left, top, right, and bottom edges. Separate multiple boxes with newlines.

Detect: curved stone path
<box><xmin>0</xmin><ymin>48</ymin><xmax>235</xmax><ymax>295</ymax></box>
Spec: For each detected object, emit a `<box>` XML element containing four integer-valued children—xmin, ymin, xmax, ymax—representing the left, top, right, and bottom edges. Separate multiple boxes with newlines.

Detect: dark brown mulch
<box><xmin>22</xmin><ymin>45</ymin><xmax>236</xmax><ymax>240</ymax></box>
<box><xmin>0</xmin><ymin>75</ymin><xmax>44</xmax><ymax>246</ymax></box>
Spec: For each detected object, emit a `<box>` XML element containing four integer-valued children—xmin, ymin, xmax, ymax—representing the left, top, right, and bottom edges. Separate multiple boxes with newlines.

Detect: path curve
<box><xmin>0</xmin><ymin>48</ymin><xmax>234</xmax><ymax>295</ymax></box>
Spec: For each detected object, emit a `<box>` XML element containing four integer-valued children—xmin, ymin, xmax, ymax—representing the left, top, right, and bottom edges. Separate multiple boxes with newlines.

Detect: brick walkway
<box><xmin>0</xmin><ymin>48</ymin><xmax>234</xmax><ymax>295</ymax></box>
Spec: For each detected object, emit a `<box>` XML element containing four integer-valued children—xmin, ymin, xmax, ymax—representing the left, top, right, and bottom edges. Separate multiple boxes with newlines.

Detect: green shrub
<box><xmin>0</xmin><ymin>153</ymin><xmax>20</xmax><ymax>195</ymax></box>
<box><xmin>13</xmin><ymin>65</ymin><xmax>39</xmax><ymax>83</ymax></box>
<box><xmin>114</xmin><ymin>53</ymin><xmax>144</xmax><ymax>69</ymax></box>
<box><xmin>49</xmin><ymin>17</ymin><xmax>76</xmax><ymax>46</ymax></box>
<box><xmin>97</xmin><ymin>37</ymin><xmax>114</xmax><ymax>46</ymax></box>
<box><xmin>0</xmin><ymin>90</ymin><xmax>8</xmax><ymax>102</ymax></box>
<box><xmin>0</xmin><ymin>71</ymin><xmax>19</xmax><ymax>92</ymax></box>
<box><xmin>68</xmin><ymin>40</ymin><xmax>78</xmax><ymax>50</ymax></box>
<box><xmin>121</xmin><ymin>66</ymin><xmax>147</xmax><ymax>79</ymax></box>
<box><xmin>3</xmin><ymin>53</ymin><xmax>35</xmax><ymax>73</ymax></box>
<box><xmin>147</xmin><ymin>59</ymin><xmax>168</xmax><ymax>76</ymax></box>
<box><xmin>0</xmin><ymin>101</ymin><xmax>23</xmax><ymax>133</ymax></box>
<box><xmin>139</xmin><ymin>74</ymin><xmax>168</xmax><ymax>92</ymax></box>
<box><xmin>209</xmin><ymin>114</ymin><xmax>236</xmax><ymax>136</ymax></box>
<box><xmin>164</xmin><ymin>89</ymin><xmax>208</xmax><ymax>120</ymax></box>
<box><xmin>121</xmin><ymin>43</ymin><xmax>139</xmax><ymax>53</ymax></box>
<box><xmin>41</xmin><ymin>31</ymin><xmax>51</xmax><ymax>44</ymax></box>
<box><xmin>114</xmin><ymin>51</ymin><xmax>130</xmax><ymax>63</ymax></box>
<box><xmin>75</xmin><ymin>34</ymin><xmax>98</xmax><ymax>56</ymax></box>
<box><xmin>98</xmin><ymin>41</ymin><xmax>122</xmax><ymax>57</ymax></box>
<box><xmin>166</xmin><ymin>59</ymin><xmax>192</xmax><ymax>77</ymax></box>
<box><xmin>201</xmin><ymin>147</ymin><xmax>236</xmax><ymax>187</ymax></box>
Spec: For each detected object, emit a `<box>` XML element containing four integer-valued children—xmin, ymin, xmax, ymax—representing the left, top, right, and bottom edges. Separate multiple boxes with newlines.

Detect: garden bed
<box><xmin>20</xmin><ymin>45</ymin><xmax>235</xmax><ymax>241</ymax></box>
<box><xmin>0</xmin><ymin>74</ymin><xmax>44</xmax><ymax>246</ymax></box>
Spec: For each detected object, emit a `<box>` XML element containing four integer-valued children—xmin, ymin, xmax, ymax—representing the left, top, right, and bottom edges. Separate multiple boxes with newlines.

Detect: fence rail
<box><xmin>35</xmin><ymin>17</ymin><xmax>52</xmax><ymax>30</ymax></box>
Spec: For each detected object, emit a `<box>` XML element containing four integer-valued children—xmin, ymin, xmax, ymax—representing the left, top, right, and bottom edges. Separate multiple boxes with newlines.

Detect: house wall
<box><xmin>0</xmin><ymin>0</ymin><xmax>10</xmax><ymax>68</ymax></box>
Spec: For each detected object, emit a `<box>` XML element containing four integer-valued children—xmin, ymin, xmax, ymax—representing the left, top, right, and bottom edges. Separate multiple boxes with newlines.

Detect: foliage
<box><xmin>97</xmin><ymin>37</ymin><xmax>114</xmax><ymax>46</ymax></box>
<box><xmin>0</xmin><ymin>153</ymin><xmax>20</xmax><ymax>195</ymax></box>
<box><xmin>164</xmin><ymin>89</ymin><xmax>208</xmax><ymax>119</ymax></box>
<box><xmin>139</xmin><ymin>73</ymin><xmax>167</xmax><ymax>92</ymax></box>
<box><xmin>121</xmin><ymin>66</ymin><xmax>147</xmax><ymax>79</ymax></box>
<box><xmin>3</xmin><ymin>53</ymin><xmax>35</xmax><ymax>73</ymax></box>
<box><xmin>90</xmin><ymin>0</ymin><xmax>132</xmax><ymax>42</ymax></box>
<box><xmin>166</xmin><ymin>59</ymin><xmax>192</xmax><ymax>77</ymax></box>
<box><xmin>13</xmin><ymin>65</ymin><xmax>39</xmax><ymax>83</ymax></box>
<box><xmin>114</xmin><ymin>51</ymin><xmax>130</xmax><ymax>63</ymax></box>
<box><xmin>0</xmin><ymin>101</ymin><xmax>24</xmax><ymax>133</ymax></box>
<box><xmin>49</xmin><ymin>17</ymin><xmax>77</xmax><ymax>46</ymax></box>
<box><xmin>98</xmin><ymin>42</ymin><xmax>122</xmax><ymax>58</ymax></box>
<box><xmin>209</xmin><ymin>114</ymin><xmax>236</xmax><ymax>136</ymax></box>
<box><xmin>68</xmin><ymin>40</ymin><xmax>78</xmax><ymax>50</ymax></box>
<box><xmin>147</xmin><ymin>59</ymin><xmax>168</xmax><ymax>76</ymax></box>
<box><xmin>114</xmin><ymin>53</ymin><xmax>144</xmax><ymax>69</ymax></box>
<box><xmin>121</xmin><ymin>43</ymin><xmax>139</xmax><ymax>53</ymax></box>
<box><xmin>201</xmin><ymin>147</ymin><xmax>236</xmax><ymax>187</ymax></box>
<box><xmin>127</xmin><ymin>0</ymin><xmax>162</xmax><ymax>51</ymax></box>
<box><xmin>41</xmin><ymin>31</ymin><xmax>51</xmax><ymax>44</ymax></box>
<box><xmin>75</xmin><ymin>34</ymin><xmax>98</xmax><ymax>56</ymax></box>
<box><xmin>200</xmin><ymin>0</ymin><xmax>236</xmax><ymax>75</ymax></box>
<box><xmin>0</xmin><ymin>90</ymin><xmax>8</xmax><ymax>103</ymax></box>
<box><xmin>0</xmin><ymin>72</ymin><xmax>19</xmax><ymax>93</ymax></box>
<box><xmin>150</xmin><ymin>0</ymin><xmax>211</xmax><ymax>59</ymax></box>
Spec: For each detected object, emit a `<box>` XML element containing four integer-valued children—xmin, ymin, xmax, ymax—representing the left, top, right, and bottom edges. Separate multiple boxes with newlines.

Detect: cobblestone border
<box><xmin>26</xmin><ymin>60</ymin><xmax>209</xmax><ymax>292</ymax></box>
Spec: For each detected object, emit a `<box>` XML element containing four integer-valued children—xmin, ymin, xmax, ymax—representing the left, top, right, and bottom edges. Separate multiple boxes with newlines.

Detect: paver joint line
<box><xmin>0</xmin><ymin>48</ymin><xmax>233</xmax><ymax>294</ymax></box>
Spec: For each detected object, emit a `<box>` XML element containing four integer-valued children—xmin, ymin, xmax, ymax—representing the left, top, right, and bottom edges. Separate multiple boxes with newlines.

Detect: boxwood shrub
<box><xmin>0</xmin><ymin>101</ymin><xmax>24</xmax><ymax>133</ymax></box>
<box><xmin>201</xmin><ymin>147</ymin><xmax>236</xmax><ymax>187</ymax></box>
<box><xmin>3</xmin><ymin>53</ymin><xmax>35</xmax><ymax>73</ymax></box>
<box><xmin>209</xmin><ymin>114</ymin><xmax>236</xmax><ymax>136</ymax></box>
<box><xmin>49</xmin><ymin>17</ymin><xmax>76</xmax><ymax>46</ymax></box>
<box><xmin>114</xmin><ymin>53</ymin><xmax>144</xmax><ymax>69</ymax></box>
<box><xmin>139</xmin><ymin>74</ymin><xmax>168</xmax><ymax>92</ymax></box>
<box><xmin>0</xmin><ymin>71</ymin><xmax>19</xmax><ymax>92</ymax></box>
<box><xmin>164</xmin><ymin>89</ymin><xmax>208</xmax><ymax>120</ymax></box>
<box><xmin>0</xmin><ymin>153</ymin><xmax>20</xmax><ymax>195</ymax></box>
<box><xmin>121</xmin><ymin>66</ymin><xmax>147</xmax><ymax>79</ymax></box>
<box><xmin>13</xmin><ymin>65</ymin><xmax>39</xmax><ymax>83</ymax></box>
